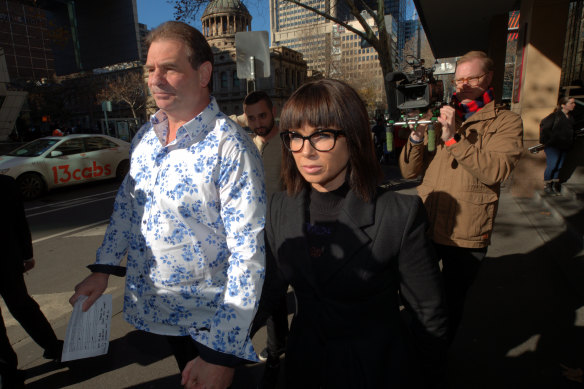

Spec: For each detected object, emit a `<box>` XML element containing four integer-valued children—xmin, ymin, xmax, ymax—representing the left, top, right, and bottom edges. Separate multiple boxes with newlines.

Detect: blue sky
<box><xmin>137</xmin><ymin>0</ymin><xmax>270</xmax><ymax>33</ymax></box>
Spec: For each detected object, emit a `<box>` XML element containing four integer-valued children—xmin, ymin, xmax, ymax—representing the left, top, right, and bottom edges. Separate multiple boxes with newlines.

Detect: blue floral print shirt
<box><xmin>95</xmin><ymin>97</ymin><xmax>266</xmax><ymax>362</ymax></box>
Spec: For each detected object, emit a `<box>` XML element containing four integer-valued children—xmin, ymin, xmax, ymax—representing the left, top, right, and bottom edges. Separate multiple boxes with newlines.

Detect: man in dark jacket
<box><xmin>0</xmin><ymin>175</ymin><xmax>62</xmax><ymax>388</ymax></box>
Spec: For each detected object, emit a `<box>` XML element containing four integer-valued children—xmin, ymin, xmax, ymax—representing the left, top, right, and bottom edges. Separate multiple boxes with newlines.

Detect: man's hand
<box><xmin>181</xmin><ymin>356</ymin><xmax>235</xmax><ymax>389</ymax></box>
<box><xmin>409</xmin><ymin>122</ymin><xmax>426</xmax><ymax>143</ymax></box>
<box><xmin>437</xmin><ymin>105</ymin><xmax>457</xmax><ymax>142</ymax></box>
<box><xmin>560</xmin><ymin>363</ymin><xmax>583</xmax><ymax>383</ymax></box>
<box><xmin>69</xmin><ymin>272</ymin><xmax>109</xmax><ymax>312</ymax></box>
<box><xmin>409</xmin><ymin>109</ymin><xmax>433</xmax><ymax>143</ymax></box>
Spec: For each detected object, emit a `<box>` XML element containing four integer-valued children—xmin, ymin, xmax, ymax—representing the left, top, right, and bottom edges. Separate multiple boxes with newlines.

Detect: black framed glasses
<box><xmin>451</xmin><ymin>73</ymin><xmax>487</xmax><ymax>86</ymax></box>
<box><xmin>280</xmin><ymin>129</ymin><xmax>346</xmax><ymax>152</ymax></box>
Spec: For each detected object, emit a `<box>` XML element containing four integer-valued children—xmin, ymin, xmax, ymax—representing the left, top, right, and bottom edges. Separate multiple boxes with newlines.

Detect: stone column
<box><xmin>513</xmin><ymin>0</ymin><xmax>570</xmax><ymax>140</ymax></box>
<box><xmin>487</xmin><ymin>13</ymin><xmax>509</xmax><ymax>103</ymax></box>
<box><xmin>508</xmin><ymin>0</ymin><xmax>571</xmax><ymax>197</ymax></box>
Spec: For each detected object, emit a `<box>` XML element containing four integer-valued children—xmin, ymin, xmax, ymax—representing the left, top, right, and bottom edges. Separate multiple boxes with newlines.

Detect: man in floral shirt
<box><xmin>70</xmin><ymin>21</ymin><xmax>266</xmax><ymax>389</ymax></box>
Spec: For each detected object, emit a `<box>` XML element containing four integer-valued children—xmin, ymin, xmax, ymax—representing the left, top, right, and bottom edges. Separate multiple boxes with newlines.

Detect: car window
<box><xmin>7</xmin><ymin>139</ymin><xmax>60</xmax><ymax>157</ymax></box>
<box><xmin>54</xmin><ymin>139</ymin><xmax>85</xmax><ymax>156</ymax></box>
<box><xmin>85</xmin><ymin>137</ymin><xmax>117</xmax><ymax>152</ymax></box>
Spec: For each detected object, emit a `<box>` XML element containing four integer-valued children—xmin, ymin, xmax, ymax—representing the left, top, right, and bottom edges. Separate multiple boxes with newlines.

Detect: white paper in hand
<box><xmin>61</xmin><ymin>294</ymin><xmax>112</xmax><ymax>362</ymax></box>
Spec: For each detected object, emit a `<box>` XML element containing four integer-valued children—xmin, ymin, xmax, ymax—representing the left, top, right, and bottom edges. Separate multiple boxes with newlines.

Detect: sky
<box><xmin>136</xmin><ymin>0</ymin><xmax>270</xmax><ymax>33</ymax></box>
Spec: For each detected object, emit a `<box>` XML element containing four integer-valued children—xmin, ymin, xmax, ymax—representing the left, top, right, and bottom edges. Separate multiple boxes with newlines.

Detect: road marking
<box><xmin>27</xmin><ymin>197</ymin><xmax>115</xmax><ymax>217</ymax></box>
<box><xmin>26</xmin><ymin>190</ymin><xmax>118</xmax><ymax>212</ymax></box>
<box><xmin>32</xmin><ymin>219</ymin><xmax>110</xmax><ymax>244</ymax></box>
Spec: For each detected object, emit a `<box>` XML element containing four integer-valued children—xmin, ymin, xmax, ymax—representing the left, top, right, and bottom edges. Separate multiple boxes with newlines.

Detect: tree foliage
<box><xmin>172</xmin><ymin>0</ymin><xmax>398</xmax><ymax>116</ymax></box>
<box><xmin>96</xmin><ymin>70</ymin><xmax>147</xmax><ymax>124</ymax></box>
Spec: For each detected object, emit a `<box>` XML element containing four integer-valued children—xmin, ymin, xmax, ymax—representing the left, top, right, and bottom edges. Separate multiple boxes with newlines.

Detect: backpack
<box><xmin>540</xmin><ymin>111</ymin><xmax>574</xmax><ymax>150</ymax></box>
<box><xmin>539</xmin><ymin>112</ymin><xmax>558</xmax><ymax>144</ymax></box>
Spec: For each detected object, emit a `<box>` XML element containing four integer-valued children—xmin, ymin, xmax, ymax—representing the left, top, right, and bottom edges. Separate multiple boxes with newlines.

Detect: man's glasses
<box><xmin>280</xmin><ymin>129</ymin><xmax>345</xmax><ymax>152</ymax></box>
<box><xmin>451</xmin><ymin>73</ymin><xmax>487</xmax><ymax>86</ymax></box>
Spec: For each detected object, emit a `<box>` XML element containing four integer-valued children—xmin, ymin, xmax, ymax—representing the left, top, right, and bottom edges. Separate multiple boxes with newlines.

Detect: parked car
<box><xmin>0</xmin><ymin>134</ymin><xmax>130</xmax><ymax>200</ymax></box>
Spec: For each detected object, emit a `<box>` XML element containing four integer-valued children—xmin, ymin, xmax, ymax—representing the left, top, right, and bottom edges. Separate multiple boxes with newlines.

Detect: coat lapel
<box><xmin>279</xmin><ymin>188</ymin><xmax>319</xmax><ymax>289</ymax></box>
<box><xmin>321</xmin><ymin>190</ymin><xmax>375</xmax><ymax>284</ymax></box>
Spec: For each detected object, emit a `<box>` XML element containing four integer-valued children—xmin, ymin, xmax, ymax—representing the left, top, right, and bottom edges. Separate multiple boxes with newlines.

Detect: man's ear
<box><xmin>486</xmin><ymin>70</ymin><xmax>494</xmax><ymax>86</ymax></box>
<box><xmin>198</xmin><ymin>61</ymin><xmax>213</xmax><ymax>88</ymax></box>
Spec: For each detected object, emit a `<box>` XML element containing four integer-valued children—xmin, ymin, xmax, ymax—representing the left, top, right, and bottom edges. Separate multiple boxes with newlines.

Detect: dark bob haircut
<box><xmin>279</xmin><ymin>79</ymin><xmax>382</xmax><ymax>202</ymax></box>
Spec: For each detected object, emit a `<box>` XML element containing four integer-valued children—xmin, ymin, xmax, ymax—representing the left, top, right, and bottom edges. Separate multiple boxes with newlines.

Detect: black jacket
<box><xmin>539</xmin><ymin>111</ymin><xmax>574</xmax><ymax>150</ymax></box>
<box><xmin>259</xmin><ymin>187</ymin><xmax>448</xmax><ymax>388</ymax></box>
<box><xmin>0</xmin><ymin>175</ymin><xmax>33</xmax><ymax>271</ymax></box>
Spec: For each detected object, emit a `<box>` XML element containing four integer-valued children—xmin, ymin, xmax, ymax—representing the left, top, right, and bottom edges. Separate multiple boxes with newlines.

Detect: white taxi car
<box><xmin>0</xmin><ymin>134</ymin><xmax>130</xmax><ymax>200</ymax></box>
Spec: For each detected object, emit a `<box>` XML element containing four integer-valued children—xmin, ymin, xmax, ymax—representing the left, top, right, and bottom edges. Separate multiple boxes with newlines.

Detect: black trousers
<box><xmin>166</xmin><ymin>335</ymin><xmax>200</xmax><ymax>372</ymax></box>
<box><xmin>434</xmin><ymin>243</ymin><xmax>487</xmax><ymax>342</ymax></box>
<box><xmin>265</xmin><ymin>293</ymin><xmax>289</xmax><ymax>359</ymax></box>
<box><xmin>0</xmin><ymin>264</ymin><xmax>60</xmax><ymax>373</ymax></box>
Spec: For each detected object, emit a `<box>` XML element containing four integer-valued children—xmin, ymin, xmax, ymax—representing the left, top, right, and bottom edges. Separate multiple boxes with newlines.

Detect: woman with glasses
<box><xmin>256</xmin><ymin>79</ymin><xmax>448</xmax><ymax>388</ymax></box>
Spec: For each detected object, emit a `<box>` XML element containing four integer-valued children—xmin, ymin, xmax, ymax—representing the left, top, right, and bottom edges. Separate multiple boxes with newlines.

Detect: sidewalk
<box><xmin>10</xmin><ymin>150</ymin><xmax>584</xmax><ymax>388</ymax></box>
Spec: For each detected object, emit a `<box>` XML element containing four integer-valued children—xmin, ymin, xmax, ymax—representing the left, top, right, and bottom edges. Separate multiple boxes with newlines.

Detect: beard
<box><xmin>252</xmin><ymin>118</ymin><xmax>275</xmax><ymax>137</ymax></box>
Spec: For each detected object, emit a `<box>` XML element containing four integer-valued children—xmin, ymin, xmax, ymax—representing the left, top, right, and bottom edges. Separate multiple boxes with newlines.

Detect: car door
<box><xmin>83</xmin><ymin>137</ymin><xmax>119</xmax><ymax>181</ymax></box>
<box><xmin>48</xmin><ymin>138</ymin><xmax>90</xmax><ymax>187</ymax></box>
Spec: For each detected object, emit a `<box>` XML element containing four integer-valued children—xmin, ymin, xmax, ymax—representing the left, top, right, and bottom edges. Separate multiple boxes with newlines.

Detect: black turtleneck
<box><xmin>305</xmin><ymin>183</ymin><xmax>349</xmax><ymax>278</ymax></box>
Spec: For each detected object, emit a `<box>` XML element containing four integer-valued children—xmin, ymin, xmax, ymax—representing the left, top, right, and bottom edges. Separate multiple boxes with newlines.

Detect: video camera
<box><xmin>386</xmin><ymin>55</ymin><xmax>444</xmax><ymax>110</ymax></box>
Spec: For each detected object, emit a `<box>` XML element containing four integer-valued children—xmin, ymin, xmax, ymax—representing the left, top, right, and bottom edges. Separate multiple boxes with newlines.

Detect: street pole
<box><xmin>101</xmin><ymin>100</ymin><xmax>112</xmax><ymax>136</ymax></box>
<box><xmin>247</xmin><ymin>56</ymin><xmax>256</xmax><ymax>94</ymax></box>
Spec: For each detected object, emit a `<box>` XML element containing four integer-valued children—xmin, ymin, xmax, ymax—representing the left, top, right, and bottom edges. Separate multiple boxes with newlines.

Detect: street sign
<box><xmin>235</xmin><ymin>31</ymin><xmax>270</xmax><ymax>80</ymax></box>
<box><xmin>101</xmin><ymin>100</ymin><xmax>112</xmax><ymax>112</ymax></box>
<box><xmin>101</xmin><ymin>100</ymin><xmax>112</xmax><ymax>134</ymax></box>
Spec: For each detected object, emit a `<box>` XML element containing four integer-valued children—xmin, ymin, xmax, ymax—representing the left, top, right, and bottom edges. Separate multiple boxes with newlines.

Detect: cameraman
<box><xmin>399</xmin><ymin>51</ymin><xmax>523</xmax><ymax>342</ymax></box>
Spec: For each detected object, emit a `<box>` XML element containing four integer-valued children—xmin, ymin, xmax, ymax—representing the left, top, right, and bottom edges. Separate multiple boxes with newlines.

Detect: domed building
<box><xmin>201</xmin><ymin>0</ymin><xmax>307</xmax><ymax>117</ymax></box>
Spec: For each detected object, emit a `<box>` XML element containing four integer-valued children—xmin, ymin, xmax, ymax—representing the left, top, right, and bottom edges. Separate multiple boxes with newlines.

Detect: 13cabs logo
<box><xmin>51</xmin><ymin>161</ymin><xmax>112</xmax><ymax>184</ymax></box>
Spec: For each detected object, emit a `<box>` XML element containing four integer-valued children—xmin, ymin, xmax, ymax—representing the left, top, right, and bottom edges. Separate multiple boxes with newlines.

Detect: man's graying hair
<box><xmin>456</xmin><ymin>51</ymin><xmax>494</xmax><ymax>73</ymax></box>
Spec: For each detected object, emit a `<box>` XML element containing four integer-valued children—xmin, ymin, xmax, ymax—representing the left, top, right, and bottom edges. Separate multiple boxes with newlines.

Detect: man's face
<box><xmin>454</xmin><ymin>58</ymin><xmax>493</xmax><ymax>104</ymax></box>
<box><xmin>145</xmin><ymin>39</ymin><xmax>211</xmax><ymax>117</ymax></box>
<box><xmin>244</xmin><ymin>100</ymin><xmax>275</xmax><ymax>137</ymax></box>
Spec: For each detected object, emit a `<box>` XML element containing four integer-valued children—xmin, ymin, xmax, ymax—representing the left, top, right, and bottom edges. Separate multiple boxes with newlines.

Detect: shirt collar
<box><xmin>149</xmin><ymin>96</ymin><xmax>220</xmax><ymax>146</ymax></box>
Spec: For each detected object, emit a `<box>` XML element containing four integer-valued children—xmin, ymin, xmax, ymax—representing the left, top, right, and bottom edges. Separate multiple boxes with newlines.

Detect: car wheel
<box><xmin>115</xmin><ymin>160</ymin><xmax>129</xmax><ymax>181</ymax></box>
<box><xmin>17</xmin><ymin>173</ymin><xmax>46</xmax><ymax>200</ymax></box>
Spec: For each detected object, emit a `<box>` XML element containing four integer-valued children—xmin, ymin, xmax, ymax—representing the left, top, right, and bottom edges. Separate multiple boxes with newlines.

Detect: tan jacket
<box><xmin>399</xmin><ymin>101</ymin><xmax>523</xmax><ymax>248</ymax></box>
<box><xmin>252</xmin><ymin>133</ymin><xmax>283</xmax><ymax>197</ymax></box>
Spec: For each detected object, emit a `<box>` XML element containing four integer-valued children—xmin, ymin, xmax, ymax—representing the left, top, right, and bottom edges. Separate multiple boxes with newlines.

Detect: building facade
<box><xmin>199</xmin><ymin>0</ymin><xmax>307</xmax><ymax>117</ymax></box>
<box><xmin>269</xmin><ymin>0</ymin><xmax>347</xmax><ymax>75</ymax></box>
<box><xmin>138</xmin><ymin>23</ymin><xmax>150</xmax><ymax>61</ymax></box>
<box><xmin>0</xmin><ymin>0</ymin><xmax>141</xmax><ymax>84</ymax></box>
<box><xmin>336</xmin><ymin>15</ymin><xmax>397</xmax><ymax>112</ymax></box>
<box><xmin>561</xmin><ymin>0</ymin><xmax>584</xmax><ymax>88</ymax></box>
<box><xmin>0</xmin><ymin>1</ymin><xmax>54</xmax><ymax>83</ymax></box>
<box><xmin>269</xmin><ymin>0</ymin><xmax>401</xmax><ymax>88</ymax></box>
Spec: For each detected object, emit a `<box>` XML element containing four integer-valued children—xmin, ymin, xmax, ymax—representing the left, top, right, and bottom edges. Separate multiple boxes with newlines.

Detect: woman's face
<box><xmin>562</xmin><ymin>98</ymin><xmax>576</xmax><ymax>112</ymax></box>
<box><xmin>290</xmin><ymin>124</ymin><xmax>350</xmax><ymax>192</ymax></box>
